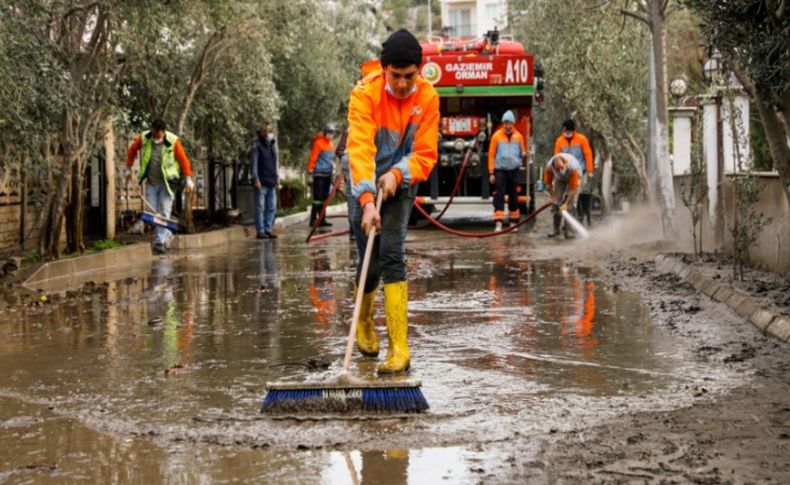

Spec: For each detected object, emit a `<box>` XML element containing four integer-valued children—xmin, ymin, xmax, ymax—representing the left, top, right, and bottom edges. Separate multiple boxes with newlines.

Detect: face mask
<box><xmin>266</xmin><ymin>133</ymin><xmax>275</xmax><ymax>142</ymax></box>
<box><xmin>564</xmin><ymin>131</ymin><xmax>573</xmax><ymax>140</ymax></box>
<box><xmin>385</xmin><ymin>81</ymin><xmax>416</xmax><ymax>100</ymax></box>
<box><xmin>154</xmin><ymin>137</ymin><xmax>164</xmax><ymax>144</ymax></box>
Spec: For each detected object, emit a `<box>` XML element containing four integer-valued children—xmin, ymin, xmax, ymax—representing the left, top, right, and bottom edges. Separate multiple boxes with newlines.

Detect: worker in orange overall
<box><xmin>346</xmin><ymin>29</ymin><xmax>439</xmax><ymax>374</ymax></box>
<box><xmin>307</xmin><ymin>123</ymin><xmax>337</xmax><ymax>227</ymax></box>
<box><xmin>488</xmin><ymin>110</ymin><xmax>527</xmax><ymax>232</ymax></box>
<box><xmin>544</xmin><ymin>153</ymin><xmax>581</xmax><ymax>239</ymax></box>
<box><xmin>554</xmin><ymin>119</ymin><xmax>593</xmax><ymax>226</ymax></box>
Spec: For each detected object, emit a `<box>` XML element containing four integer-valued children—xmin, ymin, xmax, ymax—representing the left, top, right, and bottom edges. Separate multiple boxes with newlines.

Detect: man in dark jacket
<box><xmin>250</xmin><ymin>123</ymin><xmax>279</xmax><ymax>239</ymax></box>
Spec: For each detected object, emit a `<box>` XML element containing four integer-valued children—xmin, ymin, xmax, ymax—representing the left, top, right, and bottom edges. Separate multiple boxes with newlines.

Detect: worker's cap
<box><xmin>502</xmin><ymin>111</ymin><xmax>515</xmax><ymax>123</ymax></box>
<box><xmin>323</xmin><ymin>123</ymin><xmax>336</xmax><ymax>133</ymax></box>
<box><xmin>381</xmin><ymin>29</ymin><xmax>422</xmax><ymax>68</ymax></box>
<box><xmin>151</xmin><ymin>118</ymin><xmax>167</xmax><ymax>131</ymax></box>
<box><xmin>562</xmin><ymin>119</ymin><xmax>575</xmax><ymax>132</ymax></box>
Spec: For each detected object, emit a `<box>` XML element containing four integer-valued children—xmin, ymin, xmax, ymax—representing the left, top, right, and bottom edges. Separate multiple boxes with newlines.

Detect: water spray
<box><xmin>560</xmin><ymin>209</ymin><xmax>590</xmax><ymax>239</ymax></box>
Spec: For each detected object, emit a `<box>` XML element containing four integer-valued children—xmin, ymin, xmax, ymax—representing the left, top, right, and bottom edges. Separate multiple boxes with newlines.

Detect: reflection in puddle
<box><xmin>326</xmin><ymin>447</ymin><xmax>497</xmax><ymax>485</ymax></box>
<box><xmin>0</xmin><ymin>229</ymin><xmax>736</xmax><ymax>483</ymax></box>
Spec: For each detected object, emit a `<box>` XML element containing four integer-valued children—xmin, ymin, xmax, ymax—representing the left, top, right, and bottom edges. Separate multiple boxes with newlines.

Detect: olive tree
<box><xmin>685</xmin><ymin>0</ymin><xmax>790</xmax><ymax>207</ymax></box>
<box><xmin>511</xmin><ymin>0</ymin><xmax>652</xmax><ymax>201</ymax></box>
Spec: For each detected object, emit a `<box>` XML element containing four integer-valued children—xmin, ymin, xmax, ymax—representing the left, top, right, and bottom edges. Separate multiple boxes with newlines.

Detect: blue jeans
<box><xmin>146</xmin><ymin>183</ymin><xmax>174</xmax><ymax>246</ymax></box>
<box><xmin>255</xmin><ymin>185</ymin><xmax>277</xmax><ymax>234</ymax></box>
<box><xmin>348</xmin><ymin>187</ymin><xmax>415</xmax><ymax>294</ymax></box>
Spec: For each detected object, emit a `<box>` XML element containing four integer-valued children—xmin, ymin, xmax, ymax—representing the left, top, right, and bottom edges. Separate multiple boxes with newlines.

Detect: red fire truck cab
<box><xmin>417</xmin><ymin>30</ymin><xmax>542</xmax><ymax>221</ymax></box>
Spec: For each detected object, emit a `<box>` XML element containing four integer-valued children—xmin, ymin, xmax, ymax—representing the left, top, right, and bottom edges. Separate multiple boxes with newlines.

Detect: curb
<box><xmin>22</xmin><ymin>204</ymin><xmax>349</xmax><ymax>292</ymax></box>
<box><xmin>170</xmin><ymin>226</ymin><xmax>250</xmax><ymax>250</ymax></box>
<box><xmin>23</xmin><ymin>243</ymin><xmax>152</xmax><ymax>292</ymax></box>
<box><xmin>273</xmin><ymin>203</ymin><xmax>347</xmax><ymax>230</ymax></box>
<box><xmin>656</xmin><ymin>254</ymin><xmax>789</xmax><ymax>344</ymax></box>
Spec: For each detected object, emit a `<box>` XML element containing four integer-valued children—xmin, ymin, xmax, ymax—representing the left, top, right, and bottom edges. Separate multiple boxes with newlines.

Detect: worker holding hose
<box><xmin>346</xmin><ymin>29</ymin><xmax>439</xmax><ymax>374</ymax></box>
<box><xmin>488</xmin><ymin>110</ymin><xmax>527</xmax><ymax>232</ymax></box>
<box><xmin>554</xmin><ymin>119</ymin><xmax>593</xmax><ymax>226</ymax></box>
<box><xmin>544</xmin><ymin>153</ymin><xmax>581</xmax><ymax>239</ymax></box>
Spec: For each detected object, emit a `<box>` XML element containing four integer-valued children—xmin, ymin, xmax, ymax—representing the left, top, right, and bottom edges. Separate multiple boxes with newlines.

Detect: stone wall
<box><xmin>0</xmin><ymin>199</ymin><xmax>40</xmax><ymax>254</ymax></box>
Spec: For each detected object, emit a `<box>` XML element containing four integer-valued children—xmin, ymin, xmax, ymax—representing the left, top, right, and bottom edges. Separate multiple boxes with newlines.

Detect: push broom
<box><xmin>261</xmin><ymin>192</ymin><xmax>429</xmax><ymax>414</ymax></box>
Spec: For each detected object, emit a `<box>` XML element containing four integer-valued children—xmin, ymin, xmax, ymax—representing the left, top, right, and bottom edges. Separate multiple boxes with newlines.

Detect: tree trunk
<box><xmin>67</xmin><ymin>155</ymin><xmax>85</xmax><ymax>254</ymax></box>
<box><xmin>624</xmin><ymin>131</ymin><xmax>652</xmax><ymax>202</ymax></box>
<box><xmin>753</xmin><ymin>81</ymin><xmax>790</xmax><ymax>206</ymax></box>
<box><xmin>648</xmin><ymin>0</ymin><xmax>679</xmax><ymax>239</ymax></box>
<box><xmin>175</xmin><ymin>30</ymin><xmax>229</xmax><ymax>135</ymax></box>
<box><xmin>19</xmin><ymin>168</ymin><xmax>27</xmax><ymax>249</ymax></box>
<box><xmin>601</xmin><ymin>148</ymin><xmax>614</xmax><ymax>216</ymax></box>
<box><xmin>41</xmin><ymin>112</ymin><xmax>76</xmax><ymax>259</ymax></box>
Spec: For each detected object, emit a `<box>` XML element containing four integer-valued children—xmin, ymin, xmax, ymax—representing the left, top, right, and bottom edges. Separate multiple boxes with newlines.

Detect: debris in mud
<box><xmin>165</xmin><ymin>364</ymin><xmax>186</xmax><ymax>376</ymax></box>
<box><xmin>148</xmin><ymin>317</ymin><xmax>163</xmax><ymax>326</ymax></box>
<box><xmin>3</xmin><ymin>257</ymin><xmax>21</xmax><ymax>276</ymax></box>
<box><xmin>722</xmin><ymin>344</ymin><xmax>757</xmax><ymax>363</ymax></box>
<box><xmin>268</xmin><ymin>356</ymin><xmax>331</xmax><ymax>371</ymax></box>
<box><xmin>19</xmin><ymin>463</ymin><xmax>57</xmax><ymax>472</ymax></box>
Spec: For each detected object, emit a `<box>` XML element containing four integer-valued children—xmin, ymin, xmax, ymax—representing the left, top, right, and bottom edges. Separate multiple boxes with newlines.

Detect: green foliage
<box><xmin>749</xmin><ymin>112</ymin><xmax>775</xmax><ymax>172</ymax></box>
<box><xmin>684</xmin><ymin>0</ymin><xmax>789</xmax><ymax>94</ymax></box>
<box><xmin>730</xmin><ymin>174</ymin><xmax>771</xmax><ymax>280</ymax></box>
<box><xmin>725</xmin><ymin>91</ymin><xmax>771</xmax><ymax>280</ymax></box>
<box><xmin>686</xmin><ymin>1</ymin><xmax>790</xmax><ymax>209</ymax></box>
<box><xmin>281</xmin><ymin>178</ymin><xmax>307</xmax><ymax>202</ymax></box>
<box><xmin>276</xmin><ymin>177</ymin><xmax>309</xmax><ymax>215</ymax></box>
<box><xmin>511</xmin><ymin>0</ymin><xmax>651</xmax><ymax>200</ymax></box>
<box><xmin>85</xmin><ymin>239</ymin><xmax>125</xmax><ymax>254</ymax></box>
<box><xmin>0</xmin><ymin>2</ymin><xmax>73</xmax><ymax>172</ymax></box>
<box><xmin>268</xmin><ymin>0</ymin><xmax>381</xmax><ymax>165</ymax></box>
<box><xmin>679</xmin><ymin>113</ymin><xmax>706</xmax><ymax>254</ymax></box>
<box><xmin>22</xmin><ymin>250</ymin><xmax>40</xmax><ymax>265</ymax></box>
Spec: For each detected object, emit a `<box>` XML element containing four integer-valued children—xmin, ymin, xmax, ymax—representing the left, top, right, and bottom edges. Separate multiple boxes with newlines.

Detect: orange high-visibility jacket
<box><xmin>307</xmin><ymin>133</ymin><xmax>335</xmax><ymax>175</ymax></box>
<box><xmin>488</xmin><ymin>127</ymin><xmax>527</xmax><ymax>173</ymax></box>
<box><xmin>544</xmin><ymin>154</ymin><xmax>581</xmax><ymax>190</ymax></box>
<box><xmin>346</xmin><ymin>69</ymin><xmax>440</xmax><ymax>207</ymax></box>
<box><xmin>554</xmin><ymin>131</ymin><xmax>593</xmax><ymax>174</ymax></box>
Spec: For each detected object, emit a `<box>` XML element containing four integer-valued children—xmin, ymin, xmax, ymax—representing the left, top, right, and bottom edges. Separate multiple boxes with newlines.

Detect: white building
<box><xmin>440</xmin><ymin>0</ymin><xmax>507</xmax><ymax>38</ymax></box>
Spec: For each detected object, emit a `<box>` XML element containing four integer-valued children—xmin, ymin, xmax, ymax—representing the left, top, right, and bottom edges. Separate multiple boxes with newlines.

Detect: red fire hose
<box><xmin>307</xmin><ymin>148</ymin><xmax>546</xmax><ymax>242</ymax></box>
<box><xmin>412</xmin><ymin>201</ymin><xmax>551</xmax><ymax>238</ymax></box>
<box><xmin>428</xmin><ymin>146</ymin><xmax>472</xmax><ymax>223</ymax></box>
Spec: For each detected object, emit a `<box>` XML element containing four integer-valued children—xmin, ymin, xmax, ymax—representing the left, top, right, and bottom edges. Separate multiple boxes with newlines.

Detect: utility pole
<box><xmin>428</xmin><ymin>0</ymin><xmax>432</xmax><ymax>38</ymax></box>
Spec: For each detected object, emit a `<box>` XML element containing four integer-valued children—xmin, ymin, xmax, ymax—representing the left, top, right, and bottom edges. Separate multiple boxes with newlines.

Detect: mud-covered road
<box><xmin>1</xmin><ymin>206</ymin><xmax>788</xmax><ymax>484</ymax></box>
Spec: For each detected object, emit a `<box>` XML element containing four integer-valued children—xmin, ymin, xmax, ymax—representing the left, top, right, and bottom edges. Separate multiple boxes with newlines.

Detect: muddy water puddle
<box><xmin>0</xmin><ymin>230</ymin><xmax>735</xmax><ymax>483</ymax></box>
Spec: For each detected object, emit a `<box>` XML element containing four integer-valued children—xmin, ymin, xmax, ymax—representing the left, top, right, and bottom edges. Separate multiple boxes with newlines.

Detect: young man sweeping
<box><xmin>346</xmin><ymin>29</ymin><xmax>439</xmax><ymax>374</ymax></box>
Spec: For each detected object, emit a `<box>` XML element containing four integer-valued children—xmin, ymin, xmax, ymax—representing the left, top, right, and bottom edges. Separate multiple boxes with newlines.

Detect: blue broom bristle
<box><xmin>261</xmin><ymin>386</ymin><xmax>429</xmax><ymax>414</ymax></box>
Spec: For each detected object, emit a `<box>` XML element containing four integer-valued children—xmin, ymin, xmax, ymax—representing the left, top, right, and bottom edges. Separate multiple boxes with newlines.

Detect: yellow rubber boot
<box><xmin>378</xmin><ymin>281</ymin><xmax>411</xmax><ymax>374</ymax></box>
<box><xmin>355</xmin><ymin>287</ymin><xmax>379</xmax><ymax>357</ymax></box>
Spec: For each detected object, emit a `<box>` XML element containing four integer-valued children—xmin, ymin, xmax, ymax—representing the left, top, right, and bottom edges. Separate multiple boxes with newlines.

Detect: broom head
<box><xmin>261</xmin><ymin>373</ymin><xmax>429</xmax><ymax>414</ymax></box>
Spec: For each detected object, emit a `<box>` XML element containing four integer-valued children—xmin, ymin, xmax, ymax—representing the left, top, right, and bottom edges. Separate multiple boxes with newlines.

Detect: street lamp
<box><xmin>703</xmin><ymin>49</ymin><xmax>723</xmax><ymax>84</ymax></box>
<box><xmin>669</xmin><ymin>76</ymin><xmax>688</xmax><ymax>100</ymax></box>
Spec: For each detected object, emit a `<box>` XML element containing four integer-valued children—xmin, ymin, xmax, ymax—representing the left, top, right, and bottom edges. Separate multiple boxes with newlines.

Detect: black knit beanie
<box><xmin>380</xmin><ymin>29</ymin><xmax>422</xmax><ymax>67</ymax></box>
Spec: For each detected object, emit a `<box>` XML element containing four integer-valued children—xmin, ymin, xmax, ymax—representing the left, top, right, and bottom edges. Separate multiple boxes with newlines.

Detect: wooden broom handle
<box><xmin>342</xmin><ymin>191</ymin><xmax>383</xmax><ymax>372</ymax></box>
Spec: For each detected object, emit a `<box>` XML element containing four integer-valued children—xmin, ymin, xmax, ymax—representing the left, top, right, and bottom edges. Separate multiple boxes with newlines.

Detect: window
<box><xmin>448</xmin><ymin>8</ymin><xmax>472</xmax><ymax>37</ymax></box>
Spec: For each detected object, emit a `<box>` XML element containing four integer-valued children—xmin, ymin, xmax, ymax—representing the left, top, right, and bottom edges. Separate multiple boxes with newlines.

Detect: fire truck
<box><xmin>417</xmin><ymin>30</ymin><xmax>543</xmax><ymax>222</ymax></box>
